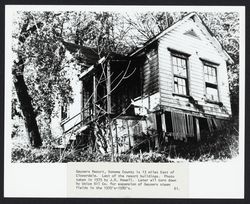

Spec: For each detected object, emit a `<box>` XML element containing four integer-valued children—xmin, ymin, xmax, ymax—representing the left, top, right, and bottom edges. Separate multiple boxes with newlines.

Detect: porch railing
<box><xmin>61</xmin><ymin>111</ymin><xmax>93</xmax><ymax>134</ymax></box>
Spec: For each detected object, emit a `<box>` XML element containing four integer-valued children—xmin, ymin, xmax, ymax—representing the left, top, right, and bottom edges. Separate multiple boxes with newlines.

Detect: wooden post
<box><xmin>129</xmin><ymin>121</ymin><xmax>135</xmax><ymax>147</ymax></box>
<box><xmin>195</xmin><ymin>118</ymin><xmax>201</xmax><ymax>141</ymax></box>
<box><xmin>161</xmin><ymin>113</ymin><xmax>166</xmax><ymax>133</ymax></box>
<box><xmin>80</xmin><ymin>81</ymin><xmax>84</xmax><ymax>125</ymax></box>
<box><xmin>106</xmin><ymin>61</ymin><xmax>111</xmax><ymax>114</ymax></box>
<box><xmin>93</xmin><ymin>75</ymin><xmax>97</xmax><ymax>119</ymax></box>
<box><xmin>92</xmin><ymin>74</ymin><xmax>97</xmax><ymax>153</ymax></box>
<box><xmin>115</xmin><ymin>120</ymin><xmax>119</xmax><ymax>154</ymax></box>
<box><xmin>106</xmin><ymin>61</ymin><xmax>114</xmax><ymax>161</ymax></box>
<box><xmin>148</xmin><ymin>95</ymin><xmax>151</xmax><ymax>110</ymax></box>
<box><xmin>127</xmin><ymin>120</ymin><xmax>131</xmax><ymax>148</ymax></box>
<box><xmin>109</xmin><ymin>121</ymin><xmax>114</xmax><ymax>161</ymax></box>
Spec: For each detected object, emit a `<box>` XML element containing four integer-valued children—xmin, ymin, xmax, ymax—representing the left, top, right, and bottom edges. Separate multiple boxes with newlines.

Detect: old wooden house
<box><xmin>52</xmin><ymin>13</ymin><xmax>233</xmax><ymax>153</ymax></box>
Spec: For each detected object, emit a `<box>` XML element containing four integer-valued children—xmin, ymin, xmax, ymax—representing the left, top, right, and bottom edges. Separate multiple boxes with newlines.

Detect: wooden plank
<box><xmin>93</xmin><ymin>75</ymin><xmax>97</xmax><ymax>118</ymax></box>
<box><xmin>159</xmin><ymin>93</ymin><xmax>173</xmax><ymax>99</ymax></box>
<box><xmin>106</xmin><ymin>61</ymin><xmax>111</xmax><ymax>114</ymax></box>
<box><xmin>159</xmin><ymin>71</ymin><xmax>172</xmax><ymax>76</ymax></box>
<box><xmin>195</xmin><ymin>117</ymin><xmax>201</xmax><ymax>141</ymax></box>
<box><xmin>161</xmin><ymin>113</ymin><xmax>166</xmax><ymax>132</ymax></box>
<box><xmin>160</xmin><ymin>38</ymin><xmax>221</xmax><ymax>58</ymax></box>
<box><xmin>143</xmin><ymin>69</ymin><xmax>159</xmax><ymax>75</ymax></box>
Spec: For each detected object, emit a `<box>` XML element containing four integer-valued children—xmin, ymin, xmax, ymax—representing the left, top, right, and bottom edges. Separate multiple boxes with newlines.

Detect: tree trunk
<box><xmin>12</xmin><ymin>17</ymin><xmax>43</xmax><ymax>148</ymax></box>
<box><xmin>13</xmin><ymin>71</ymin><xmax>42</xmax><ymax>147</ymax></box>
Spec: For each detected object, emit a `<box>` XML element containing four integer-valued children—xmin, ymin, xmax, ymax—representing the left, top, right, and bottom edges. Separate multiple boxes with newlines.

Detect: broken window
<box><xmin>203</xmin><ymin>61</ymin><xmax>219</xmax><ymax>101</ymax></box>
<box><xmin>171</xmin><ymin>52</ymin><xmax>189</xmax><ymax>96</ymax></box>
<box><xmin>174</xmin><ymin>77</ymin><xmax>187</xmax><ymax>95</ymax></box>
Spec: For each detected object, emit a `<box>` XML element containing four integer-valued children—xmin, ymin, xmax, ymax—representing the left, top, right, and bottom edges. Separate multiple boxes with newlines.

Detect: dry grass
<box><xmin>11</xmin><ymin>118</ymin><xmax>239</xmax><ymax>163</ymax></box>
<box><xmin>11</xmin><ymin>131</ymin><xmax>239</xmax><ymax>163</ymax></box>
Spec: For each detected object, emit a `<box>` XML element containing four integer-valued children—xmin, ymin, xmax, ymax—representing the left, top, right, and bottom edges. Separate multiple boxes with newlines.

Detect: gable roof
<box><xmin>130</xmin><ymin>12</ymin><xmax>234</xmax><ymax>64</ymax></box>
<box><xmin>62</xmin><ymin>41</ymin><xmax>141</xmax><ymax>79</ymax></box>
<box><xmin>62</xmin><ymin>41</ymin><xmax>101</xmax><ymax>66</ymax></box>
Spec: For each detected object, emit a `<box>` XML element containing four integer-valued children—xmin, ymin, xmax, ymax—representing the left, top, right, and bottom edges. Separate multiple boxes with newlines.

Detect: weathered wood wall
<box><xmin>141</xmin><ymin>48</ymin><xmax>159</xmax><ymax>96</ymax></box>
<box><xmin>158</xmin><ymin>17</ymin><xmax>232</xmax><ymax>118</ymax></box>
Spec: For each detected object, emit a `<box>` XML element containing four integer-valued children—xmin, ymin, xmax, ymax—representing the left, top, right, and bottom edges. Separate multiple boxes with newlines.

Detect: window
<box><xmin>61</xmin><ymin>103</ymin><xmax>68</xmax><ymax>120</ymax></box>
<box><xmin>203</xmin><ymin>62</ymin><xmax>219</xmax><ymax>101</ymax></box>
<box><xmin>174</xmin><ymin>77</ymin><xmax>187</xmax><ymax>95</ymax></box>
<box><xmin>171</xmin><ymin>52</ymin><xmax>189</xmax><ymax>96</ymax></box>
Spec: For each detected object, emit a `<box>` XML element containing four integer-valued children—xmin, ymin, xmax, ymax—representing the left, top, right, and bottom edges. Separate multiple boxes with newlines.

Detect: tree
<box><xmin>12</xmin><ymin>16</ymin><xmax>43</xmax><ymax>147</ymax></box>
<box><xmin>122</xmin><ymin>12</ymin><xmax>183</xmax><ymax>46</ymax></box>
<box><xmin>73</xmin><ymin>11</ymin><xmax>133</xmax><ymax>54</ymax></box>
<box><xmin>199</xmin><ymin>12</ymin><xmax>240</xmax><ymax>117</ymax></box>
<box><xmin>12</xmin><ymin>11</ymin><xmax>75</xmax><ymax>147</ymax></box>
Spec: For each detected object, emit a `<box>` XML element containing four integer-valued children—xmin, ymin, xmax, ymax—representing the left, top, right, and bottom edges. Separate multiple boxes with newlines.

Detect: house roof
<box><xmin>62</xmin><ymin>41</ymin><xmax>141</xmax><ymax>79</ymax></box>
<box><xmin>63</xmin><ymin>12</ymin><xmax>234</xmax><ymax>70</ymax></box>
<box><xmin>62</xmin><ymin>41</ymin><xmax>131</xmax><ymax>66</ymax></box>
<box><xmin>62</xmin><ymin>41</ymin><xmax>103</xmax><ymax>66</ymax></box>
<box><xmin>129</xmin><ymin>12</ymin><xmax>234</xmax><ymax>64</ymax></box>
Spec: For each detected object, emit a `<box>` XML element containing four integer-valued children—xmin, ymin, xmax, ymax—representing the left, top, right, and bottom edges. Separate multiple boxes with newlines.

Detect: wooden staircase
<box><xmin>60</xmin><ymin>112</ymin><xmax>92</xmax><ymax>148</ymax></box>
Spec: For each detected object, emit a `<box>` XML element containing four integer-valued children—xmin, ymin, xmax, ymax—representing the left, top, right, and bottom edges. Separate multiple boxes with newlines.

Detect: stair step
<box><xmin>75</xmin><ymin>125</ymin><xmax>88</xmax><ymax>135</ymax></box>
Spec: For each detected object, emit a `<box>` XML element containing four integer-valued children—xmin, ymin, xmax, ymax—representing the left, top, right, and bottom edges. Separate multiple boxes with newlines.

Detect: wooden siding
<box><xmin>158</xmin><ymin>18</ymin><xmax>232</xmax><ymax>118</ymax></box>
<box><xmin>141</xmin><ymin>48</ymin><xmax>159</xmax><ymax>96</ymax></box>
<box><xmin>110</xmin><ymin>118</ymin><xmax>148</xmax><ymax>153</ymax></box>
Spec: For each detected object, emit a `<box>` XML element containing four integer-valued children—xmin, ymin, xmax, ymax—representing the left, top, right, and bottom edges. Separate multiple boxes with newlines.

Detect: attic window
<box><xmin>190</xmin><ymin>15</ymin><xmax>196</xmax><ymax>22</ymax></box>
<box><xmin>184</xmin><ymin>29</ymin><xmax>200</xmax><ymax>39</ymax></box>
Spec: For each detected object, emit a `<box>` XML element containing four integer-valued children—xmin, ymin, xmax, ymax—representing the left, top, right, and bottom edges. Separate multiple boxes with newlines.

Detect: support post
<box><xmin>93</xmin><ymin>75</ymin><xmax>97</xmax><ymax>119</ymax></box>
<box><xmin>115</xmin><ymin>120</ymin><xmax>119</xmax><ymax>154</ymax></box>
<box><xmin>195</xmin><ymin>117</ymin><xmax>201</xmax><ymax>141</ymax></box>
<box><xmin>127</xmin><ymin>120</ymin><xmax>131</xmax><ymax>148</ymax></box>
<box><xmin>106</xmin><ymin>61</ymin><xmax>111</xmax><ymax>114</ymax></box>
<box><xmin>106</xmin><ymin>61</ymin><xmax>114</xmax><ymax>161</ymax></box>
<box><xmin>80</xmin><ymin>80</ymin><xmax>84</xmax><ymax>125</ymax></box>
<box><xmin>92</xmin><ymin>74</ymin><xmax>97</xmax><ymax>153</ymax></box>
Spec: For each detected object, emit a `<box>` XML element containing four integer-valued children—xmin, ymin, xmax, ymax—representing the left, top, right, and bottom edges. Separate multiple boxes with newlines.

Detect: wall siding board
<box><xmin>158</xmin><ymin>18</ymin><xmax>232</xmax><ymax>117</ymax></box>
<box><xmin>141</xmin><ymin>48</ymin><xmax>160</xmax><ymax>95</ymax></box>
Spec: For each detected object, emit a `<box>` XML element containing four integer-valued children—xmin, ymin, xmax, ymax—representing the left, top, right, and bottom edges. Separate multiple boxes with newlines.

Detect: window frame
<box><xmin>170</xmin><ymin>49</ymin><xmax>190</xmax><ymax>97</ymax></box>
<box><xmin>202</xmin><ymin>60</ymin><xmax>220</xmax><ymax>103</ymax></box>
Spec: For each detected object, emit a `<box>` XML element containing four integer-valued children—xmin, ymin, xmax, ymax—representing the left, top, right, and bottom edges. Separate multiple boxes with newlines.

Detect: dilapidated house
<box><xmin>52</xmin><ymin>12</ymin><xmax>233</xmax><ymax>154</ymax></box>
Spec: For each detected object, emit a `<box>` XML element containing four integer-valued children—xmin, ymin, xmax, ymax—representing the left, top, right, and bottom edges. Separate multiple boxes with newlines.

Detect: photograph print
<box><xmin>10</xmin><ymin>8</ymin><xmax>240</xmax><ymax>163</ymax></box>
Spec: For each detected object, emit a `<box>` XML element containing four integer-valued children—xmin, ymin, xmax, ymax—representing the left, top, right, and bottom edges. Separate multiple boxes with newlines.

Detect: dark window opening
<box><xmin>165</xmin><ymin>111</ymin><xmax>173</xmax><ymax>132</ymax></box>
<box><xmin>198</xmin><ymin>117</ymin><xmax>210</xmax><ymax>139</ymax></box>
<box><xmin>82</xmin><ymin>88</ymin><xmax>91</xmax><ymax>118</ymax></box>
<box><xmin>61</xmin><ymin>103</ymin><xmax>68</xmax><ymax>120</ymax></box>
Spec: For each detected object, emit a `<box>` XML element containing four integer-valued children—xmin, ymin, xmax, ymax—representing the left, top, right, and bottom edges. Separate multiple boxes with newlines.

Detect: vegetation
<box><xmin>12</xmin><ymin>120</ymin><xmax>238</xmax><ymax>163</ymax></box>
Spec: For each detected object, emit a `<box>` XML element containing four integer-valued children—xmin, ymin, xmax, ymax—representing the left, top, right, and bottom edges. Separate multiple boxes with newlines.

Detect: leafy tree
<box><xmin>199</xmin><ymin>12</ymin><xmax>240</xmax><ymax>117</ymax></box>
<box><xmin>73</xmin><ymin>11</ymin><xmax>133</xmax><ymax>54</ymax></box>
<box><xmin>122</xmin><ymin>12</ymin><xmax>184</xmax><ymax>47</ymax></box>
<box><xmin>12</xmin><ymin>11</ymin><xmax>75</xmax><ymax>147</ymax></box>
